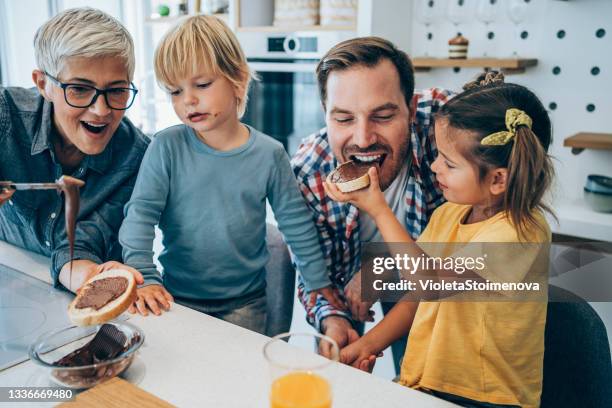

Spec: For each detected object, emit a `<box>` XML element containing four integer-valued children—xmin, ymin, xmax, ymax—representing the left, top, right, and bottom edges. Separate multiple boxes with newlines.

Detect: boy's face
<box><xmin>167</xmin><ymin>71</ymin><xmax>241</xmax><ymax>134</ymax></box>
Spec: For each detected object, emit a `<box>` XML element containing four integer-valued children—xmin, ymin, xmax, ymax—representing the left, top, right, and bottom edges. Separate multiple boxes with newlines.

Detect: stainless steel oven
<box><xmin>239</xmin><ymin>31</ymin><xmax>354</xmax><ymax>154</ymax></box>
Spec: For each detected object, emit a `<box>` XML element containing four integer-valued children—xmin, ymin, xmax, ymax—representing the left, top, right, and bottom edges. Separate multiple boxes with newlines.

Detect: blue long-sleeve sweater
<box><xmin>119</xmin><ymin>124</ymin><xmax>330</xmax><ymax>300</ymax></box>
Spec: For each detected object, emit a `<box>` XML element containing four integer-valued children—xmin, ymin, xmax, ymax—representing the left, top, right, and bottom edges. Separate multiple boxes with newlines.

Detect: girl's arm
<box><xmin>325</xmin><ymin>167</ymin><xmax>484</xmax><ymax>301</ymax></box>
<box><xmin>324</xmin><ymin>167</ymin><xmax>414</xmax><ymax>244</ymax></box>
<box><xmin>341</xmin><ymin>300</ymin><xmax>419</xmax><ymax>368</ymax></box>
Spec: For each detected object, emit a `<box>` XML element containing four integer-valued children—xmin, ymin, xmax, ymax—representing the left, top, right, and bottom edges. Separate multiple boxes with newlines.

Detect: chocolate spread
<box><xmin>54</xmin><ymin>324</ymin><xmax>128</xmax><ymax>367</ymax></box>
<box><xmin>330</xmin><ymin>161</ymin><xmax>372</xmax><ymax>183</ymax></box>
<box><xmin>56</xmin><ymin>175</ymin><xmax>85</xmax><ymax>272</ymax></box>
<box><xmin>75</xmin><ymin>277</ymin><xmax>129</xmax><ymax>310</ymax></box>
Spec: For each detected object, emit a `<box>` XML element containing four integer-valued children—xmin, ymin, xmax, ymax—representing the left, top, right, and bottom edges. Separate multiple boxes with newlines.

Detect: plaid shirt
<box><xmin>290</xmin><ymin>88</ymin><xmax>452</xmax><ymax>331</ymax></box>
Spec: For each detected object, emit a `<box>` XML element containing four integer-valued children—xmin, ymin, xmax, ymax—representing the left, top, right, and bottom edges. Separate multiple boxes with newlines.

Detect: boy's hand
<box><xmin>129</xmin><ymin>284</ymin><xmax>174</xmax><ymax>316</ymax></box>
<box><xmin>324</xmin><ymin>167</ymin><xmax>388</xmax><ymax>219</ymax></box>
<box><xmin>340</xmin><ymin>338</ymin><xmax>379</xmax><ymax>373</ymax></box>
<box><xmin>308</xmin><ymin>285</ymin><xmax>346</xmax><ymax>311</ymax></box>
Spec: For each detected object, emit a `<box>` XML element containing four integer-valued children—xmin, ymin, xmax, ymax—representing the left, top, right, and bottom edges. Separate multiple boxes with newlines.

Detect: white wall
<box><xmin>402</xmin><ymin>0</ymin><xmax>612</xmax><ymax>241</ymax></box>
<box><xmin>0</xmin><ymin>0</ymin><xmax>50</xmax><ymax>87</ymax></box>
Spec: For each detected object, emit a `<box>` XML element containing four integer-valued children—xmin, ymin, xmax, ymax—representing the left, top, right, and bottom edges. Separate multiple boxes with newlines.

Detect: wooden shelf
<box><xmin>412</xmin><ymin>58</ymin><xmax>538</xmax><ymax>74</ymax></box>
<box><xmin>564</xmin><ymin>132</ymin><xmax>612</xmax><ymax>155</ymax></box>
<box><xmin>236</xmin><ymin>24</ymin><xmax>355</xmax><ymax>32</ymax></box>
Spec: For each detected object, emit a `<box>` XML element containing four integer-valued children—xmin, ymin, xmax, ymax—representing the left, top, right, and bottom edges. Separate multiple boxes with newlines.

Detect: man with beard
<box><xmin>291</xmin><ymin>37</ymin><xmax>451</xmax><ymax>373</ymax></box>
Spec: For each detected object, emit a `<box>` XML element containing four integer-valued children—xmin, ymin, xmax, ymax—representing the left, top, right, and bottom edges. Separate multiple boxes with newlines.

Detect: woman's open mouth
<box><xmin>81</xmin><ymin>121</ymin><xmax>108</xmax><ymax>135</ymax></box>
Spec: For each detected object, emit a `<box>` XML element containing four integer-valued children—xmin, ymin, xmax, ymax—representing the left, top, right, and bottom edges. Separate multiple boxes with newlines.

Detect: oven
<box><xmin>239</xmin><ymin>31</ymin><xmax>353</xmax><ymax>154</ymax></box>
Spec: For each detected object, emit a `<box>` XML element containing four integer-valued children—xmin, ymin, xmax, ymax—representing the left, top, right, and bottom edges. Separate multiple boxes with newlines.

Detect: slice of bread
<box><xmin>326</xmin><ymin>161</ymin><xmax>371</xmax><ymax>193</ymax></box>
<box><xmin>68</xmin><ymin>269</ymin><xmax>137</xmax><ymax>326</ymax></box>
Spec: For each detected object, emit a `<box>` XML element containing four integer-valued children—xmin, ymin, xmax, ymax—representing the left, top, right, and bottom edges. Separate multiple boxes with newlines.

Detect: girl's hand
<box><xmin>324</xmin><ymin>167</ymin><xmax>389</xmax><ymax>219</ymax></box>
<box><xmin>340</xmin><ymin>338</ymin><xmax>379</xmax><ymax>373</ymax></box>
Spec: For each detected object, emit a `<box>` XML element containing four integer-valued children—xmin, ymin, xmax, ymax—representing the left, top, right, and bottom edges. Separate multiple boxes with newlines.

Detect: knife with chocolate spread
<box><xmin>56</xmin><ymin>175</ymin><xmax>85</xmax><ymax>273</ymax></box>
<box><xmin>0</xmin><ymin>176</ymin><xmax>85</xmax><ymax>275</ymax></box>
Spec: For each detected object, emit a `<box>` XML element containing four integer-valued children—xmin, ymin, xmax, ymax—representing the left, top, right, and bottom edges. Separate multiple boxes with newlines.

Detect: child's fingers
<box><xmin>162</xmin><ymin>287</ymin><xmax>174</xmax><ymax>303</ymax></box>
<box><xmin>324</xmin><ymin>181</ymin><xmax>351</xmax><ymax>202</ymax></box>
<box><xmin>135</xmin><ymin>297</ymin><xmax>149</xmax><ymax>316</ymax></box>
<box><xmin>323</xmin><ymin>181</ymin><xmax>341</xmax><ymax>201</ymax></box>
<box><xmin>319</xmin><ymin>339</ymin><xmax>332</xmax><ymax>359</ymax></box>
<box><xmin>128</xmin><ymin>304</ymin><xmax>137</xmax><ymax>314</ymax></box>
<box><xmin>308</xmin><ymin>292</ymin><xmax>317</xmax><ymax>308</ymax></box>
<box><xmin>154</xmin><ymin>291</ymin><xmax>171</xmax><ymax>310</ymax></box>
<box><xmin>368</xmin><ymin>166</ymin><xmax>380</xmax><ymax>189</ymax></box>
<box><xmin>144</xmin><ymin>294</ymin><xmax>161</xmax><ymax>315</ymax></box>
<box><xmin>358</xmin><ymin>359</ymin><xmax>370</xmax><ymax>372</ymax></box>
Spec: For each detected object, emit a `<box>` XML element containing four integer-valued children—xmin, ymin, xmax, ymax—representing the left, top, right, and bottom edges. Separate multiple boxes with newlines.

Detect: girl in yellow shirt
<box><xmin>325</xmin><ymin>72</ymin><xmax>554</xmax><ymax>408</ymax></box>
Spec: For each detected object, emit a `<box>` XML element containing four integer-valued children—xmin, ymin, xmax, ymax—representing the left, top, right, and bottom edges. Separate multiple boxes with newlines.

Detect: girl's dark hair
<box><xmin>437</xmin><ymin>71</ymin><xmax>555</xmax><ymax>240</ymax></box>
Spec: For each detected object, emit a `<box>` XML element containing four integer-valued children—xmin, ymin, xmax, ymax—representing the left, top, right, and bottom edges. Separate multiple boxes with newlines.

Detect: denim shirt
<box><xmin>0</xmin><ymin>87</ymin><xmax>149</xmax><ymax>287</ymax></box>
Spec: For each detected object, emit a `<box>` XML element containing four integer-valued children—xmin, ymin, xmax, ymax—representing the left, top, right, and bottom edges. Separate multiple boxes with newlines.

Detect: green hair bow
<box><xmin>481</xmin><ymin>108</ymin><xmax>533</xmax><ymax>146</ymax></box>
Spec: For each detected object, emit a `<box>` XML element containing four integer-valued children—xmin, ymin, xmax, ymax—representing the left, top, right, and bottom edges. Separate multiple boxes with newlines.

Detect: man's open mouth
<box><xmin>81</xmin><ymin>121</ymin><xmax>108</xmax><ymax>134</ymax></box>
<box><xmin>349</xmin><ymin>153</ymin><xmax>387</xmax><ymax>168</ymax></box>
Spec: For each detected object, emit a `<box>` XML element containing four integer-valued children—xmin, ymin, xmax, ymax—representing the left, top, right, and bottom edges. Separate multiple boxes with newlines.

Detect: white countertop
<box><xmin>0</xmin><ymin>241</ymin><xmax>455</xmax><ymax>407</ymax></box>
<box><xmin>551</xmin><ymin>197</ymin><xmax>612</xmax><ymax>242</ymax></box>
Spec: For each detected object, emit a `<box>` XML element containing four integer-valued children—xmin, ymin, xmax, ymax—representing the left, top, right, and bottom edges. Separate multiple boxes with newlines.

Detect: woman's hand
<box><xmin>324</xmin><ymin>167</ymin><xmax>389</xmax><ymax>219</ymax></box>
<box><xmin>0</xmin><ymin>187</ymin><xmax>14</xmax><ymax>207</ymax></box>
<box><xmin>95</xmin><ymin>261</ymin><xmax>144</xmax><ymax>285</ymax></box>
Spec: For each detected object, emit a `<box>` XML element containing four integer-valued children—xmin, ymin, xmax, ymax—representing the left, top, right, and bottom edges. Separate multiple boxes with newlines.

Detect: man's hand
<box><xmin>319</xmin><ymin>316</ymin><xmax>359</xmax><ymax>359</ymax></box>
<box><xmin>0</xmin><ymin>188</ymin><xmax>14</xmax><ymax>207</ymax></box>
<box><xmin>128</xmin><ymin>284</ymin><xmax>174</xmax><ymax>316</ymax></box>
<box><xmin>308</xmin><ymin>285</ymin><xmax>346</xmax><ymax>311</ymax></box>
<box><xmin>340</xmin><ymin>338</ymin><xmax>378</xmax><ymax>373</ymax></box>
<box><xmin>344</xmin><ymin>271</ymin><xmax>375</xmax><ymax>322</ymax></box>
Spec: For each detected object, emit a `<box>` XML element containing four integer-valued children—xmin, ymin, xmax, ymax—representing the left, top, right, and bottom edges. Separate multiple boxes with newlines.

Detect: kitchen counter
<box><xmin>0</xmin><ymin>241</ymin><xmax>455</xmax><ymax>407</ymax></box>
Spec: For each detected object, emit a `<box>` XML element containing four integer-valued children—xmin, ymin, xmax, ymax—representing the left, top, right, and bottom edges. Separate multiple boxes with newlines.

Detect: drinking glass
<box><xmin>476</xmin><ymin>0</ymin><xmax>498</xmax><ymax>56</ymax></box>
<box><xmin>507</xmin><ymin>0</ymin><xmax>528</xmax><ymax>56</ymax></box>
<box><xmin>264</xmin><ymin>332</ymin><xmax>339</xmax><ymax>408</ymax></box>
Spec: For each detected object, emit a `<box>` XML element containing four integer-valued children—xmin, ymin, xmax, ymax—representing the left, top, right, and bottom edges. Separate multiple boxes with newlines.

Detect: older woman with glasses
<box><xmin>0</xmin><ymin>7</ymin><xmax>148</xmax><ymax>292</ymax></box>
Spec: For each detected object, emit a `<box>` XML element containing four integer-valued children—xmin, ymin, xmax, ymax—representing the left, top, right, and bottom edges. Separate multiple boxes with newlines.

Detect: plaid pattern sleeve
<box><xmin>290</xmin><ymin>88</ymin><xmax>453</xmax><ymax>331</ymax></box>
<box><xmin>291</xmin><ymin>129</ymin><xmax>355</xmax><ymax>331</ymax></box>
<box><xmin>404</xmin><ymin>87</ymin><xmax>453</xmax><ymax>238</ymax></box>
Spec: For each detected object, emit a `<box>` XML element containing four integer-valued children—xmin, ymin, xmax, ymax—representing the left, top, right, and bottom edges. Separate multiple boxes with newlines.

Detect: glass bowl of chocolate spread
<box><xmin>28</xmin><ymin>321</ymin><xmax>144</xmax><ymax>389</ymax></box>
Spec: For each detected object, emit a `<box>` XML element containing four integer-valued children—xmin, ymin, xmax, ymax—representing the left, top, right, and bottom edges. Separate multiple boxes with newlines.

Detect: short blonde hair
<box><xmin>154</xmin><ymin>15</ymin><xmax>252</xmax><ymax>117</ymax></box>
<box><xmin>34</xmin><ymin>7</ymin><xmax>135</xmax><ymax>80</ymax></box>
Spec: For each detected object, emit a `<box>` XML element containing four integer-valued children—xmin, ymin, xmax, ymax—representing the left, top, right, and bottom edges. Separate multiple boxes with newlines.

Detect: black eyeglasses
<box><xmin>44</xmin><ymin>72</ymin><xmax>138</xmax><ymax>110</ymax></box>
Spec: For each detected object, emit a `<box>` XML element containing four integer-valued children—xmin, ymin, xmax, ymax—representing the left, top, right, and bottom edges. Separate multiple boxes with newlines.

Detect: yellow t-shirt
<box><xmin>398</xmin><ymin>202</ymin><xmax>551</xmax><ymax>408</ymax></box>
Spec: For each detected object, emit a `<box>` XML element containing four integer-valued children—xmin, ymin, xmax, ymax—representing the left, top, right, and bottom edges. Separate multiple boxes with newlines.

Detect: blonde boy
<box><xmin>118</xmin><ymin>16</ymin><xmax>343</xmax><ymax>333</ymax></box>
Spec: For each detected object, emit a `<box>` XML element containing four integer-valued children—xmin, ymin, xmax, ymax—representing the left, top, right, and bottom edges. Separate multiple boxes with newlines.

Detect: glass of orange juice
<box><xmin>263</xmin><ymin>332</ymin><xmax>339</xmax><ymax>408</ymax></box>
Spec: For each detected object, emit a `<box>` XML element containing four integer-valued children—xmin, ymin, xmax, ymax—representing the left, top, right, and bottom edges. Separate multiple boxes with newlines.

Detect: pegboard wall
<box><xmin>407</xmin><ymin>0</ymin><xmax>611</xmax><ymax>214</ymax></box>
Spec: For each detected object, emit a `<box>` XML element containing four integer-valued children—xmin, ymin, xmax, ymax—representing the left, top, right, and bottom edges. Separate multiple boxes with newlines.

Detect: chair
<box><xmin>264</xmin><ymin>223</ymin><xmax>296</xmax><ymax>337</ymax></box>
<box><xmin>541</xmin><ymin>285</ymin><xmax>612</xmax><ymax>407</ymax></box>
